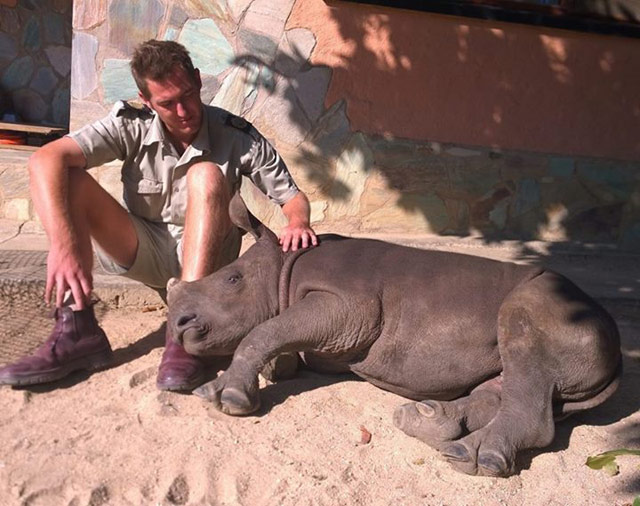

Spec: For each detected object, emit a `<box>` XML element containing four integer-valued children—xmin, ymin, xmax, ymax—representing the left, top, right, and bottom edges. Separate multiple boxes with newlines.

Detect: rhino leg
<box><xmin>393</xmin><ymin>377</ymin><xmax>502</xmax><ymax>450</ymax></box>
<box><xmin>442</xmin><ymin>271</ymin><xmax>619</xmax><ymax>477</ymax></box>
<box><xmin>195</xmin><ymin>293</ymin><xmax>377</xmax><ymax>416</ymax></box>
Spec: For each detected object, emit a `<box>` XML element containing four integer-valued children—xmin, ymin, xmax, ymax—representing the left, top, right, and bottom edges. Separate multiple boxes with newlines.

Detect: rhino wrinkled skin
<box><xmin>167</xmin><ymin>194</ymin><xmax>621</xmax><ymax>477</ymax></box>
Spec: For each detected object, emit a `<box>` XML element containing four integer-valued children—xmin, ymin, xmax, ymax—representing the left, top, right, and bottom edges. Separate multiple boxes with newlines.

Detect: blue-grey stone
<box><xmin>71</xmin><ymin>32</ymin><xmax>99</xmax><ymax>100</ymax></box>
<box><xmin>237</xmin><ymin>28</ymin><xmax>278</xmax><ymax>64</ymax></box>
<box><xmin>178</xmin><ymin>19</ymin><xmax>233</xmax><ymax>76</ymax></box>
<box><xmin>108</xmin><ymin>0</ymin><xmax>165</xmax><ymax>55</ymax></box>
<box><xmin>549</xmin><ymin>157</ymin><xmax>574</xmax><ymax>178</ymax></box>
<box><xmin>45</xmin><ymin>45</ymin><xmax>71</xmax><ymax>76</ymax></box>
<box><xmin>1</xmin><ymin>56</ymin><xmax>35</xmax><ymax>91</ymax></box>
<box><xmin>294</xmin><ymin>66</ymin><xmax>331</xmax><ymax>123</ymax></box>
<box><xmin>311</xmin><ymin>100</ymin><xmax>351</xmax><ymax>159</ymax></box>
<box><xmin>514</xmin><ymin>178</ymin><xmax>541</xmax><ymax>216</ymax></box>
<box><xmin>11</xmin><ymin>88</ymin><xmax>47</xmax><ymax>122</ymax></box>
<box><xmin>164</xmin><ymin>27</ymin><xmax>179</xmax><ymax>41</ymax></box>
<box><xmin>577</xmin><ymin>161</ymin><xmax>635</xmax><ymax>200</ymax></box>
<box><xmin>43</xmin><ymin>11</ymin><xmax>67</xmax><ymax>45</ymax></box>
<box><xmin>52</xmin><ymin>88</ymin><xmax>70</xmax><ymax>125</ymax></box>
<box><xmin>30</xmin><ymin>66</ymin><xmax>58</xmax><ymax>95</ymax></box>
<box><xmin>101</xmin><ymin>59</ymin><xmax>139</xmax><ymax>104</ymax></box>
<box><xmin>0</xmin><ymin>33</ymin><xmax>18</xmax><ymax>63</ymax></box>
<box><xmin>275</xmin><ymin>28</ymin><xmax>316</xmax><ymax>77</ymax></box>
<box><xmin>22</xmin><ymin>16</ymin><xmax>41</xmax><ymax>52</ymax></box>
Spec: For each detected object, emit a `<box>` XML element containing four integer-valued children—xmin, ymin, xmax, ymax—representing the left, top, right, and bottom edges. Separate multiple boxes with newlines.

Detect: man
<box><xmin>0</xmin><ymin>40</ymin><xmax>317</xmax><ymax>391</ymax></box>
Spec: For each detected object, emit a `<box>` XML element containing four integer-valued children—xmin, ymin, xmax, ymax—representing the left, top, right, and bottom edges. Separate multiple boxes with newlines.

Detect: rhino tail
<box><xmin>554</xmin><ymin>358</ymin><xmax>623</xmax><ymax>420</ymax></box>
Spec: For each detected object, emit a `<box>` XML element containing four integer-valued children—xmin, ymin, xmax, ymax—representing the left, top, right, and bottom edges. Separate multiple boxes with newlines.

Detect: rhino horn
<box><xmin>229</xmin><ymin>192</ymin><xmax>278</xmax><ymax>244</ymax></box>
<box><xmin>166</xmin><ymin>277</ymin><xmax>180</xmax><ymax>294</ymax></box>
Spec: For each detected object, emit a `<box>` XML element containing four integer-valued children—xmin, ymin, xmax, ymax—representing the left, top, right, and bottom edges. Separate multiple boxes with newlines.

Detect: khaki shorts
<box><xmin>95</xmin><ymin>215</ymin><xmax>242</xmax><ymax>292</ymax></box>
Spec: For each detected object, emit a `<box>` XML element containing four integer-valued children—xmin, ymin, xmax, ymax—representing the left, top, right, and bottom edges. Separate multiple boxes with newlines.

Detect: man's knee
<box><xmin>186</xmin><ymin>162</ymin><xmax>229</xmax><ymax>201</ymax></box>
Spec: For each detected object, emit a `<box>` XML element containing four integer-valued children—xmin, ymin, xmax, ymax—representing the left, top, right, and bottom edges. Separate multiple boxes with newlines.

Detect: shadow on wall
<box><xmin>233</xmin><ymin>2</ymin><xmax>640</xmax><ymax>253</ymax></box>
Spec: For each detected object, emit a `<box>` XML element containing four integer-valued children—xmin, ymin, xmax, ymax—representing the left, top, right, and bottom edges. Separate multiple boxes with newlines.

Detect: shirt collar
<box><xmin>142</xmin><ymin>111</ymin><xmax>165</xmax><ymax>147</ymax></box>
<box><xmin>142</xmin><ymin>106</ymin><xmax>211</xmax><ymax>160</ymax></box>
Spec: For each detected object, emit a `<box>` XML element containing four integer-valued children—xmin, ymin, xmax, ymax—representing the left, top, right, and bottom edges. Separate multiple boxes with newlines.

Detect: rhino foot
<box><xmin>193</xmin><ymin>378</ymin><xmax>260</xmax><ymax>416</ymax></box>
<box><xmin>393</xmin><ymin>400</ymin><xmax>464</xmax><ymax>450</ymax></box>
<box><xmin>441</xmin><ymin>434</ymin><xmax>515</xmax><ymax>477</ymax></box>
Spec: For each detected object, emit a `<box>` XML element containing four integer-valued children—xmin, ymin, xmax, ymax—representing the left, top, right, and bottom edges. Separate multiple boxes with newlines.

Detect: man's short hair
<box><xmin>130</xmin><ymin>40</ymin><xmax>197</xmax><ymax>98</ymax></box>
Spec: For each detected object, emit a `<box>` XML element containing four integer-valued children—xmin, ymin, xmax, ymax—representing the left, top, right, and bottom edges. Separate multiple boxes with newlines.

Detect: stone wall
<box><xmin>0</xmin><ymin>0</ymin><xmax>72</xmax><ymax>126</ymax></box>
<box><xmin>68</xmin><ymin>0</ymin><xmax>640</xmax><ymax>249</ymax></box>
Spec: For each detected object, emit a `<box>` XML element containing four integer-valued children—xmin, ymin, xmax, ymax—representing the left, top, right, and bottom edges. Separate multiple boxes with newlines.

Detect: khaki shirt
<box><xmin>69</xmin><ymin>101</ymin><xmax>299</xmax><ymax>239</ymax></box>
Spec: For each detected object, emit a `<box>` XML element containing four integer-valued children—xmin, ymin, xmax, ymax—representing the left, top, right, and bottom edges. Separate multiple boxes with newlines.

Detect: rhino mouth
<box><xmin>182</xmin><ymin>325</ymin><xmax>208</xmax><ymax>344</ymax></box>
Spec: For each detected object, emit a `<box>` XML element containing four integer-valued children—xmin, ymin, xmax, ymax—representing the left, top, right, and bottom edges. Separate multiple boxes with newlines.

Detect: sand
<box><xmin>0</xmin><ymin>305</ymin><xmax>638</xmax><ymax>506</ymax></box>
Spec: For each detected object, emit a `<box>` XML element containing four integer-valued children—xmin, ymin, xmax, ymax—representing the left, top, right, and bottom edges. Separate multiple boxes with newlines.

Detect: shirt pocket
<box><xmin>123</xmin><ymin>177</ymin><xmax>165</xmax><ymax>220</ymax></box>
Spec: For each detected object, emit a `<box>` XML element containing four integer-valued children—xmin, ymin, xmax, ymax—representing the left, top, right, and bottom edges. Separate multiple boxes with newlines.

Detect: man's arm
<box><xmin>279</xmin><ymin>191</ymin><xmax>318</xmax><ymax>252</ymax></box>
<box><xmin>29</xmin><ymin>137</ymin><xmax>93</xmax><ymax>308</ymax></box>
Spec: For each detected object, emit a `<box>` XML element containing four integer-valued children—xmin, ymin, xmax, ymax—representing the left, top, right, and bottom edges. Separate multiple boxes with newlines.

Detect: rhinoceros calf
<box><xmin>167</xmin><ymin>195</ymin><xmax>621</xmax><ymax>477</ymax></box>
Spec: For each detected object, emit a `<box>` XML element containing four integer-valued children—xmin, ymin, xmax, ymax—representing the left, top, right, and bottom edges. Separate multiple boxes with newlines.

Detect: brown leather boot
<box><xmin>0</xmin><ymin>305</ymin><xmax>114</xmax><ymax>386</ymax></box>
<box><xmin>156</xmin><ymin>327</ymin><xmax>205</xmax><ymax>391</ymax></box>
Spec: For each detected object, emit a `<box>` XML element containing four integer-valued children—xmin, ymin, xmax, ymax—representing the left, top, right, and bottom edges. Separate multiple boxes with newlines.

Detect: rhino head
<box><xmin>166</xmin><ymin>193</ymin><xmax>284</xmax><ymax>356</ymax></box>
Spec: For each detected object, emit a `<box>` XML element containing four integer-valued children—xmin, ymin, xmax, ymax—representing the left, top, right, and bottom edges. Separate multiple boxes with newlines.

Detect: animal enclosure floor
<box><xmin>0</xmin><ymin>307</ymin><xmax>638</xmax><ymax>506</ymax></box>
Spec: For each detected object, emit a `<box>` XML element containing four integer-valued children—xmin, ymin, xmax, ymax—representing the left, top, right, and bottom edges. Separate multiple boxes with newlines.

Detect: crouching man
<box><xmin>0</xmin><ymin>40</ymin><xmax>316</xmax><ymax>391</ymax></box>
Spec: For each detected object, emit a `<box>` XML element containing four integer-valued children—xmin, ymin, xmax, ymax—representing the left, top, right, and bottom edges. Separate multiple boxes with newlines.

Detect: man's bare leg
<box><xmin>157</xmin><ymin>161</ymin><xmax>234</xmax><ymax>391</ymax></box>
<box><xmin>0</xmin><ymin>168</ymin><xmax>138</xmax><ymax>386</ymax></box>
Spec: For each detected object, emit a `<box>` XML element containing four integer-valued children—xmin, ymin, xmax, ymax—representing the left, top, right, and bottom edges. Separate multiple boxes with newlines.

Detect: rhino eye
<box><xmin>226</xmin><ymin>273</ymin><xmax>243</xmax><ymax>284</ymax></box>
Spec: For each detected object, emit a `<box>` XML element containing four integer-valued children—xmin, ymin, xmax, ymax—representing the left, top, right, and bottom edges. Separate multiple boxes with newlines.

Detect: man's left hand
<box><xmin>279</xmin><ymin>223</ymin><xmax>318</xmax><ymax>252</ymax></box>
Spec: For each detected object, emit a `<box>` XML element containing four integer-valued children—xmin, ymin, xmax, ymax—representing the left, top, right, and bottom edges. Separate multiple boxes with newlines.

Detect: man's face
<box><xmin>140</xmin><ymin>66</ymin><xmax>203</xmax><ymax>146</ymax></box>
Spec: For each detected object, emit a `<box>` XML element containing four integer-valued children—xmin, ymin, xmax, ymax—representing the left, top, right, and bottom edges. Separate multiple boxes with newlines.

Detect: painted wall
<box><xmin>69</xmin><ymin>0</ymin><xmax>640</xmax><ymax>249</ymax></box>
<box><xmin>0</xmin><ymin>0</ymin><xmax>72</xmax><ymax>126</ymax></box>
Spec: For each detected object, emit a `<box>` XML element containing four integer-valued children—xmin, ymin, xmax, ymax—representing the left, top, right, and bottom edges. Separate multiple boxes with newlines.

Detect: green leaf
<box><xmin>586</xmin><ymin>448</ymin><xmax>640</xmax><ymax>472</ymax></box>
<box><xmin>633</xmin><ymin>497</ymin><xmax>640</xmax><ymax>506</ymax></box>
<box><xmin>602</xmin><ymin>460</ymin><xmax>620</xmax><ymax>476</ymax></box>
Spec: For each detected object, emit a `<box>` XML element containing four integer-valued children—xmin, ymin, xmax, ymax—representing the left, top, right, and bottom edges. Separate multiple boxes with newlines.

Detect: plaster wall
<box><xmin>68</xmin><ymin>0</ymin><xmax>640</xmax><ymax>249</ymax></box>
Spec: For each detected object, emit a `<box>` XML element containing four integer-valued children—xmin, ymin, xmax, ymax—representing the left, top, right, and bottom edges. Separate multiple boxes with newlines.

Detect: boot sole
<box><xmin>0</xmin><ymin>348</ymin><xmax>115</xmax><ymax>387</ymax></box>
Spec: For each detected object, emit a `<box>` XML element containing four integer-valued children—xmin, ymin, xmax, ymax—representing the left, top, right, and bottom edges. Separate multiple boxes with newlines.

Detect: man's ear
<box><xmin>138</xmin><ymin>90</ymin><xmax>152</xmax><ymax>109</ymax></box>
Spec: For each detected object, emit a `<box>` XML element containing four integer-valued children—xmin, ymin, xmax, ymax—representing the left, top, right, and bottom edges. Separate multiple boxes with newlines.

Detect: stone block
<box><xmin>0</xmin><ymin>7</ymin><xmax>19</xmax><ymax>34</ymax></box>
<box><xmin>0</xmin><ymin>33</ymin><xmax>18</xmax><ymax>64</ymax></box>
<box><xmin>108</xmin><ymin>0</ymin><xmax>165</xmax><ymax>55</ymax></box>
<box><xmin>178</xmin><ymin>19</ymin><xmax>233</xmax><ymax>76</ymax></box>
<box><xmin>252</xmin><ymin>75</ymin><xmax>311</xmax><ymax>148</ymax></box>
<box><xmin>71</xmin><ymin>32</ymin><xmax>98</xmax><ymax>100</ymax></box>
<box><xmin>45</xmin><ymin>45</ymin><xmax>71</xmax><ymax>76</ymax></box>
<box><xmin>11</xmin><ymin>89</ymin><xmax>47</xmax><ymax>123</ymax></box>
<box><xmin>294</xmin><ymin>66</ymin><xmax>331</xmax><ymax>123</ymax></box>
<box><xmin>22</xmin><ymin>16</ymin><xmax>41</xmax><ymax>52</ymax></box>
<box><xmin>4</xmin><ymin>199</ymin><xmax>31</xmax><ymax>221</ymax></box>
<box><xmin>326</xmin><ymin>133</ymin><xmax>373</xmax><ymax>220</ymax></box>
<box><xmin>101</xmin><ymin>59</ymin><xmax>139</xmax><ymax>104</ymax></box>
<box><xmin>52</xmin><ymin>88</ymin><xmax>70</xmax><ymax>125</ymax></box>
<box><xmin>212</xmin><ymin>65</ymin><xmax>259</xmax><ymax>115</ymax></box>
<box><xmin>73</xmin><ymin>0</ymin><xmax>106</xmax><ymax>30</ymax></box>
<box><xmin>44</xmin><ymin>11</ymin><xmax>67</xmax><ymax>45</ymax></box>
<box><xmin>30</xmin><ymin>66</ymin><xmax>58</xmax><ymax>95</ymax></box>
<box><xmin>1</xmin><ymin>56</ymin><xmax>35</xmax><ymax>91</ymax></box>
<box><xmin>275</xmin><ymin>28</ymin><xmax>316</xmax><ymax>77</ymax></box>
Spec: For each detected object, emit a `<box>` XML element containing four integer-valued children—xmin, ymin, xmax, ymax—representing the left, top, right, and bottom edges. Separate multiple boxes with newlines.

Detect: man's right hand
<box><xmin>46</xmin><ymin>245</ymin><xmax>93</xmax><ymax>309</ymax></box>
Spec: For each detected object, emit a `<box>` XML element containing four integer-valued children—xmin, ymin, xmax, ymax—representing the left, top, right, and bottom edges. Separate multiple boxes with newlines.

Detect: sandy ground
<box><xmin>0</xmin><ymin>304</ymin><xmax>638</xmax><ymax>506</ymax></box>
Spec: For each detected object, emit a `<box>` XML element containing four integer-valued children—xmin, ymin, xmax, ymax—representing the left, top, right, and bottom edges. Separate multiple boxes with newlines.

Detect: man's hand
<box><xmin>279</xmin><ymin>221</ymin><xmax>318</xmax><ymax>252</ymax></box>
<box><xmin>280</xmin><ymin>192</ymin><xmax>318</xmax><ymax>252</ymax></box>
<box><xmin>45</xmin><ymin>245</ymin><xmax>93</xmax><ymax>309</ymax></box>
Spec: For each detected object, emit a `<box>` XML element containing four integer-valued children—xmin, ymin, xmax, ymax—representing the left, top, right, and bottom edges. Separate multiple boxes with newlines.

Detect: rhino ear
<box><xmin>229</xmin><ymin>192</ymin><xmax>278</xmax><ymax>244</ymax></box>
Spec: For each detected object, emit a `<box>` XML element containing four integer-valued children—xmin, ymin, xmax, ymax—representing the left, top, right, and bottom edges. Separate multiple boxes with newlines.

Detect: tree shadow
<box><xmin>228</xmin><ymin>1</ymin><xmax>639</xmax><ymax>258</ymax></box>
